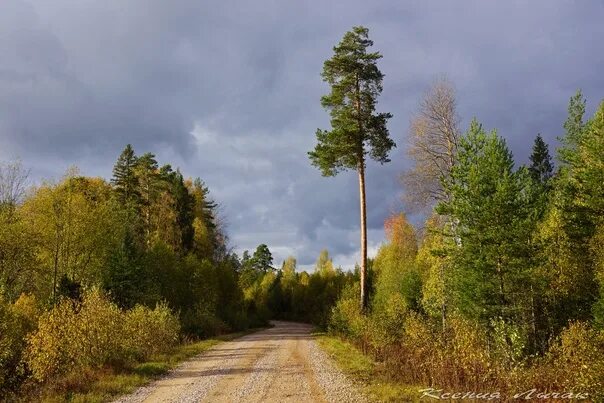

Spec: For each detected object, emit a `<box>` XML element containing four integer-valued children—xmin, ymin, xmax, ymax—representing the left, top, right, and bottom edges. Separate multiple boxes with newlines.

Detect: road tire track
<box><xmin>114</xmin><ymin>321</ymin><xmax>366</xmax><ymax>403</ymax></box>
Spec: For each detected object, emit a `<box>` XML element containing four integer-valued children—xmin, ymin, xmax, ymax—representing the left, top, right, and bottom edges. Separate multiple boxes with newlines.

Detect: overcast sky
<box><xmin>1</xmin><ymin>1</ymin><xmax>603</xmax><ymax>270</ymax></box>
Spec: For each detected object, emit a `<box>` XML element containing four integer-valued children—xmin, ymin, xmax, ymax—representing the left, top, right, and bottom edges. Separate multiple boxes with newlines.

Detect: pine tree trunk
<box><xmin>358</xmin><ymin>162</ymin><xmax>368</xmax><ymax>311</ymax></box>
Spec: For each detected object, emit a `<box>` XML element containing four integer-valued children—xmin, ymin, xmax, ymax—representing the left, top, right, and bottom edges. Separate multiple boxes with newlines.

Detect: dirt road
<box><xmin>114</xmin><ymin>321</ymin><xmax>366</xmax><ymax>403</ymax></box>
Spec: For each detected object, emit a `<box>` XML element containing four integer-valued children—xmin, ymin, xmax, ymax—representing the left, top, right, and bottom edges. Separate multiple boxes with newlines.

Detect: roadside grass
<box><xmin>23</xmin><ymin>329</ymin><xmax>261</xmax><ymax>403</ymax></box>
<box><xmin>314</xmin><ymin>333</ymin><xmax>424</xmax><ymax>402</ymax></box>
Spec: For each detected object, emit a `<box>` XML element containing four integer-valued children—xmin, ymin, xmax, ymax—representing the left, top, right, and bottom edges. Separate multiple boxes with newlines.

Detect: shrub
<box><xmin>384</xmin><ymin>312</ymin><xmax>437</xmax><ymax>383</ymax></box>
<box><xmin>25</xmin><ymin>289</ymin><xmax>124</xmax><ymax>381</ymax></box>
<box><xmin>535</xmin><ymin>322</ymin><xmax>604</xmax><ymax>400</ymax></box>
<box><xmin>366</xmin><ymin>293</ymin><xmax>408</xmax><ymax>356</ymax></box>
<box><xmin>25</xmin><ymin>289</ymin><xmax>180</xmax><ymax>382</ymax></box>
<box><xmin>25</xmin><ymin>297</ymin><xmax>75</xmax><ymax>381</ymax></box>
<box><xmin>0</xmin><ymin>294</ymin><xmax>40</xmax><ymax>394</ymax></box>
<box><xmin>329</xmin><ymin>285</ymin><xmax>367</xmax><ymax>343</ymax></box>
<box><xmin>443</xmin><ymin>316</ymin><xmax>497</xmax><ymax>389</ymax></box>
<box><xmin>124</xmin><ymin>303</ymin><xmax>180</xmax><ymax>360</ymax></box>
<box><xmin>490</xmin><ymin>317</ymin><xmax>527</xmax><ymax>370</ymax></box>
<box><xmin>181</xmin><ymin>303</ymin><xmax>229</xmax><ymax>338</ymax></box>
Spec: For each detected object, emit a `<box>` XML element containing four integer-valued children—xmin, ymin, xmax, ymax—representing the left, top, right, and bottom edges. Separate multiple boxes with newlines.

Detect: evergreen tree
<box><xmin>111</xmin><ymin>144</ymin><xmax>140</xmax><ymax>205</ymax></box>
<box><xmin>529</xmin><ymin>134</ymin><xmax>554</xmax><ymax>184</ymax></box>
<box><xmin>134</xmin><ymin>152</ymin><xmax>160</xmax><ymax>245</ymax></box>
<box><xmin>171</xmin><ymin>170</ymin><xmax>195</xmax><ymax>253</ymax></box>
<box><xmin>191</xmin><ymin>178</ymin><xmax>218</xmax><ymax>259</ymax></box>
<box><xmin>559</xmin><ymin>90</ymin><xmax>586</xmax><ymax>164</ymax></box>
<box><xmin>568</xmin><ymin>101</ymin><xmax>604</xmax><ymax>224</ymax></box>
<box><xmin>565</xmin><ymin>101</ymin><xmax>604</xmax><ymax>325</ymax></box>
<box><xmin>308</xmin><ymin>26</ymin><xmax>395</xmax><ymax>310</ymax></box>
<box><xmin>526</xmin><ymin>134</ymin><xmax>555</xmax><ymax>227</ymax></box>
<box><xmin>438</xmin><ymin>120</ymin><xmax>533</xmax><ymax>325</ymax></box>
<box><xmin>251</xmin><ymin>244</ymin><xmax>274</xmax><ymax>272</ymax></box>
<box><xmin>530</xmin><ymin>97</ymin><xmax>602</xmax><ymax>343</ymax></box>
<box><xmin>102</xmin><ymin>232</ymin><xmax>146</xmax><ymax>308</ymax></box>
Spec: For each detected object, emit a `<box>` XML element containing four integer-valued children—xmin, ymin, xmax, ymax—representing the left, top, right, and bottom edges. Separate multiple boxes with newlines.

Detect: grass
<box><xmin>314</xmin><ymin>333</ymin><xmax>424</xmax><ymax>402</ymax></box>
<box><xmin>24</xmin><ymin>328</ymin><xmax>262</xmax><ymax>403</ymax></box>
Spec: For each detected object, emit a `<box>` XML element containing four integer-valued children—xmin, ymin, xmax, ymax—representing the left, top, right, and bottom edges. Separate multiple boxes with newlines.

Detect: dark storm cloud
<box><xmin>1</xmin><ymin>0</ymin><xmax>603</xmax><ymax>268</ymax></box>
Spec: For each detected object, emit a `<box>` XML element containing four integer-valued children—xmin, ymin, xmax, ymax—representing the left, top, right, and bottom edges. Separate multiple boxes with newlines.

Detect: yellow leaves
<box><xmin>543</xmin><ymin>322</ymin><xmax>604</xmax><ymax>398</ymax></box>
<box><xmin>382</xmin><ymin>213</ymin><xmax>417</xmax><ymax>260</ymax></box>
<box><xmin>124</xmin><ymin>303</ymin><xmax>180</xmax><ymax>360</ymax></box>
<box><xmin>193</xmin><ymin>217</ymin><xmax>212</xmax><ymax>257</ymax></box>
<box><xmin>533</xmin><ymin>207</ymin><xmax>583</xmax><ymax>297</ymax></box>
<box><xmin>25</xmin><ymin>289</ymin><xmax>179</xmax><ymax>382</ymax></box>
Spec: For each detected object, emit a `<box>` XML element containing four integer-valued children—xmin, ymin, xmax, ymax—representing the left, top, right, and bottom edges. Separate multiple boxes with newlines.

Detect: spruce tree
<box><xmin>112</xmin><ymin>144</ymin><xmax>140</xmax><ymax>205</ymax></box>
<box><xmin>102</xmin><ymin>231</ymin><xmax>145</xmax><ymax>308</ymax></box>
<box><xmin>529</xmin><ymin>134</ymin><xmax>553</xmax><ymax>184</ymax></box>
<box><xmin>309</xmin><ymin>26</ymin><xmax>395</xmax><ymax>310</ymax></box>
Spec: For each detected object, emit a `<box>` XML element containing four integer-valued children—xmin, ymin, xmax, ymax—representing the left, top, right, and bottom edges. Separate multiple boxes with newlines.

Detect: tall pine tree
<box><xmin>251</xmin><ymin>244</ymin><xmax>274</xmax><ymax>272</ymax></box>
<box><xmin>308</xmin><ymin>26</ymin><xmax>395</xmax><ymax>310</ymax></box>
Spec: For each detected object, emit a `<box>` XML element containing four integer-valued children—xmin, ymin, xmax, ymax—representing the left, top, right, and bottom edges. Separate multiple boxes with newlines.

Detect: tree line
<box><xmin>317</xmin><ymin>27</ymin><xmax>604</xmax><ymax>399</ymax></box>
<box><xmin>0</xmin><ymin>146</ymin><xmax>355</xmax><ymax>397</ymax></box>
<box><xmin>1</xmin><ymin>24</ymin><xmax>603</xmax><ymax>400</ymax></box>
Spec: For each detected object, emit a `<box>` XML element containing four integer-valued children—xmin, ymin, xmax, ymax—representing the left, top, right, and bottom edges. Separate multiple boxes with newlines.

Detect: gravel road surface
<box><xmin>114</xmin><ymin>321</ymin><xmax>367</xmax><ymax>403</ymax></box>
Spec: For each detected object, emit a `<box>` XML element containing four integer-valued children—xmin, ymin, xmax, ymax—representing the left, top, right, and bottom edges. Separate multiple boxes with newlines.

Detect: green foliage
<box><xmin>559</xmin><ymin>90</ymin><xmax>586</xmax><ymax>164</ymax></box>
<box><xmin>417</xmin><ymin>215</ymin><xmax>451</xmax><ymax>323</ymax></box>
<box><xmin>372</xmin><ymin>213</ymin><xmax>420</xmax><ymax>313</ymax></box>
<box><xmin>438</xmin><ymin>120</ymin><xmax>533</xmax><ymax>324</ymax></box>
<box><xmin>20</xmin><ymin>176</ymin><xmax>125</xmax><ymax>301</ymax></box>
<box><xmin>111</xmin><ymin>144</ymin><xmax>140</xmax><ymax>206</ymax></box>
<box><xmin>327</xmin><ymin>92</ymin><xmax>604</xmax><ymax>398</ymax></box>
<box><xmin>490</xmin><ymin>317</ymin><xmax>527</xmax><ymax>369</ymax></box>
<box><xmin>592</xmin><ymin>224</ymin><xmax>604</xmax><ymax>327</ymax></box>
<box><xmin>0</xmin><ymin>146</ymin><xmax>251</xmax><ymax>397</ymax></box>
<box><xmin>102</xmin><ymin>232</ymin><xmax>146</xmax><ymax>308</ymax></box>
<box><xmin>309</xmin><ymin>26</ymin><xmax>394</xmax><ymax>175</ymax></box>
<box><xmin>0</xmin><ymin>208</ymin><xmax>39</xmax><ymax>301</ymax></box>
<box><xmin>329</xmin><ymin>283</ymin><xmax>367</xmax><ymax>342</ymax></box>
<box><xmin>250</xmin><ymin>244</ymin><xmax>274</xmax><ymax>272</ymax></box>
<box><xmin>529</xmin><ymin>134</ymin><xmax>554</xmax><ymax>184</ymax></box>
<box><xmin>190</xmin><ymin>178</ymin><xmax>219</xmax><ymax>259</ymax></box>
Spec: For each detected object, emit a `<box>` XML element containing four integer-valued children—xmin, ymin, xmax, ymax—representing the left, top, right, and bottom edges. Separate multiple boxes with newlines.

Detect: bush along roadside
<box><xmin>0</xmin><ymin>288</ymin><xmax>259</xmax><ymax>402</ymax></box>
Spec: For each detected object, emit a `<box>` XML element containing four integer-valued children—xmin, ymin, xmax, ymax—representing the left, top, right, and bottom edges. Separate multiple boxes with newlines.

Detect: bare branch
<box><xmin>0</xmin><ymin>159</ymin><xmax>30</xmax><ymax>206</ymax></box>
<box><xmin>401</xmin><ymin>78</ymin><xmax>460</xmax><ymax>212</ymax></box>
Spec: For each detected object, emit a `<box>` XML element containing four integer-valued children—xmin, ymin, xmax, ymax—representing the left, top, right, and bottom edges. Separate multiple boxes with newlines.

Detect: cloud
<box><xmin>1</xmin><ymin>0</ymin><xmax>603</xmax><ymax>268</ymax></box>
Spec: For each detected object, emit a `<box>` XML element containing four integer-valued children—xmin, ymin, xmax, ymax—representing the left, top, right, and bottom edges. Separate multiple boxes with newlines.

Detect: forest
<box><xmin>0</xmin><ymin>144</ymin><xmax>359</xmax><ymax>399</ymax></box>
<box><xmin>2</xmin><ymin>87</ymin><xmax>603</xmax><ymax>400</ymax></box>
<box><xmin>1</xmin><ymin>27</ymin><xmax>604</xmax><ymax>402</ymax></box>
